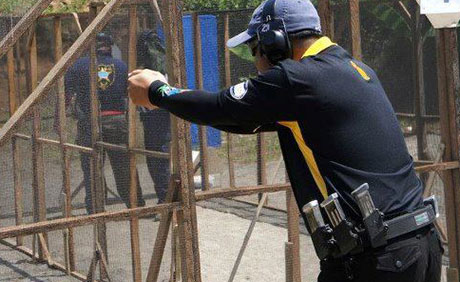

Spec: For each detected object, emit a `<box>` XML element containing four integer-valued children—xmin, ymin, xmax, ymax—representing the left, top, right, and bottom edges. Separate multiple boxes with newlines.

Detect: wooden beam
<box><xmin>0</xmin><ymin>0</ymin><xmax>127</xmax><ymax>147</ymax></box>
<box><xmin>257</xmin><ymin>133</ymin><xmax>267</xmax><ymax>204</ymax></box>
<box><xmin>195</xmin><ymin>183</ymin><xmax>290</xmax><ymax>201</ymax></box>
<box><xmin>0</xmin><ymin>0</ymin><xmax>54</xmax><ymax>58</ymax></box>
<box><xmin>192</xmin><ymin>13</ymin><xmax>210</xmax><ymax>191</ymax></box>
<box><xmin>349</xmin><ymin>0</ymin><xmax>362</xmax><ymax>60</ymax></box>
<box><xmin>7</xmin><ymin>43</ymin><xmax>24</xmax><ymax>247</ymax></box>
<box><xmin>318</xmin><ymin>0</ymin><xmax>334</xmax><ymax>39</ymax></box>
<box><xmin>127</xmin><ymin>6</ymin><xmax>142</xmax><ymax>282</ymax></box>
<box><xmin>54</xmin><ymin>15</ymin><xmax>76</xmax><ymax>271</ymax></box>
<box><xmin>29</xmin><ymin>31</ymin><xmax>48</xmax><ymax>261</ymax></box>
<box><xmin>414</xmin><ymin>161</ymin><xmax>459</xmax><ymax>173</ymax></box>
<box><xmin>286</xmin><ymin>188</ymin><xmax>301</xmax><ymax>282</ymax></box>
<box><xmin>223</xmin><ymin>13</ymin><xmax>236</xmax><ymax>188</ymax></box>
<box><xmin>163</xmin><ymin>0</ymin><xmax>199</xmax><ymax>280</ymax></box>
<box><xmin>0</xmin><ymin>203</ymin><xmax>180</xmax><ymax>240</ymax></box>
<box><xmin>7</xmin><ymin>49</ymin><xmax>17</xmax><ymax>114</ymax></box>
<box><xmin>436</xmin><ymin>28</ymin><xmax>460</xmax><ymax>274</ymax></box>
<box><xmin>285</xmin><ymin>242</ymin><xmax>294</xmax><ymax>282</ymax></box>
<box><xmin>411</xmin><ymin>3</ymin><xmax>427</xmax><ymax>161</ymax></box>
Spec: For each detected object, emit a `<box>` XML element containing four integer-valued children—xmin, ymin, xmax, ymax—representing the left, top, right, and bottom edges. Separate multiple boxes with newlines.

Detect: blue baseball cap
<box><xmin>227</xmin><ymin>0</ymin><xmax>322</xmax><ymax>48</ymax></box>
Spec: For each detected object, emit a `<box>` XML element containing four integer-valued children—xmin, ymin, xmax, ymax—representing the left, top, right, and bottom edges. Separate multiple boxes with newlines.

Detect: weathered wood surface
<box><xmin>127</xmin><ymin>6</ymin><xmax>142</xmax><ymax>282</ymax></box>
<box><xmin>0</xmin><ymin>203</ymin><xmax>180</xmax><ymax>240</ymax></box>
<box><xmin>0</xmin><ymin>0</ymin><xmax>127</xmax><ymax>147</ymax></box>
<box><xmin>0</xmin><ymin>0</ymin><xmax>54</xmax><ymax>58</ymax></box>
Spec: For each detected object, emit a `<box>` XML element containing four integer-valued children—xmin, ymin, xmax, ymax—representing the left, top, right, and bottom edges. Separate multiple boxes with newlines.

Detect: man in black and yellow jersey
<box><xmin>128</xmin><ymin>0</ymin><xmax>442</xmax><ymax>281</ymax></box>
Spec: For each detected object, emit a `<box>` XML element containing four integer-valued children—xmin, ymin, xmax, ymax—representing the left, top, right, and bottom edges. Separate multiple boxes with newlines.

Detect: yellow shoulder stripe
<box><xmin>350</xmin><ymin>61</ymin><xmax>370</xmax><ymax>81</ymax></box>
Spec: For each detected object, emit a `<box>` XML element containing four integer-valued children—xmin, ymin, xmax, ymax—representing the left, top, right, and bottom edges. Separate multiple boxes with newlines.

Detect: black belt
<box><xmin>303</xmin><ymin>183</ymin><xmax>439</xmax><ymax>260</ymax></box>
<box><xmin>385</xmin><ymin>204</ymin><xmax>436</xmax><ymax>241</ymax></box>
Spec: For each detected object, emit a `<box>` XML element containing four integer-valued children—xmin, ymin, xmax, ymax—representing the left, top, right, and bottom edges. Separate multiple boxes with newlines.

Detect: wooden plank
<box><xmin>12</xmin><ymin>136</ymin><xmax>24</xmax><ymax>246</ymax></box>
<box><xmin>0</xmin><ymin>0</ymin><xmax>127</xmax><ymax>147</ymax></box>
<box><xmin>285</xmin><ymin>242</ymin><xmax>294</xmax><ymax>282</ymax></box>
<box><xmin>88</xmin><ymin>5</ymin><xmax>109</xmax><ymax>275</ymax></box>
<box><xmin>192</xmin><ymin>13</ymin><xmax>210</xmax><ymax>191</ymax></box>
<box><xmin>414</xmin><ymin>161</ymin><xmax>459</xmax><ymax>173</ymax></box>
<box><xmin>0</xmin><ymin>0</ymin><xmax>54</xmax><ymax>58</ymax></box>
<box><xmin>8</xmin><ymin>43</ymin><xmax>24</xmax><ymax>247</ymax></box>
<box><xmin>7</xmin><ymin>49</ymin><xmax>17</xmax><ymax>114</ymax></box>
<box><xmin>97</xmin><ymin>141</ymin><xmax>170</xmax><ymax>158</ymax></box>
<box><xmin>286</xmin><ymin>188</ymin><xmax>301</xmax><ymax>282</ymax></box>
<box><xmin>0</xmin><ymin>203</ymin><xmax>180</xmax><ymax>240</ymax></box>
<box><xmin>411</xmin><ymin>4</ymin><xmax>426</xmax><ymax>161</ymax></box>
<box><xmin>223</xmin><ymin>13</ymin><xmax>236</xmax><ymax>188</ymax></box>
<box><xmin>29</xmin><ymin>31</ymin><xmax>48</xmax><ymax>261</ymax></box>
<box><xmin>349</xmin><ymin>0</ymin><xmax>362</xmax><ymax>60</ymax></box>
<box><xmin>318</xmin><ymin>0</ymin><xmax>334</xmax><ymax>39</ymax></box>
<box><xmin>127</xmin><ymin>6</ymin><xmax>142</xmax><ymax>282</ymax></box>
<box><xmin>443</xmin><ymin>28</ymin><xmax>460</xmax><ymax>273</ymax></box>
<box><xmin>164</xmin><ymin>0</ymin><xmax>198</xmax><ymax>280</ymax></box>
<box><xmin>436</xmin><ymin>29</ymin><xmax>460</xmax><ymax>271</ymax></box>
<box><xmin>257</xmin><ymin>133</ymin><xmax>267</xmax><ymax>203</ymax></box>
<box><xmin>54</xmin><ymin>15</ymin><xmax>76</xmax><ymax>272</ymax></box>
<box><xmin>177</xmin><ymin>11</ymin><xmax>203</xmax><ymax>282</ymax></box>
<box><xmin>447</xmin><ymin>268</ymin><xmax>460</xmax><ymax>282</ymax></box>
<box><xmin>195</xmin><ymin>183</ymin><xmax>290</xmax><ymax>201</ymax></box>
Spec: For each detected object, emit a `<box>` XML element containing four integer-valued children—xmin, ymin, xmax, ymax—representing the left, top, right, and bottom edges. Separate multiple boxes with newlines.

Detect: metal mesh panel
<box><xmin>0</xmin><ymin>0</ymin><xmax>457</xmax><ymax>281</ymax></box>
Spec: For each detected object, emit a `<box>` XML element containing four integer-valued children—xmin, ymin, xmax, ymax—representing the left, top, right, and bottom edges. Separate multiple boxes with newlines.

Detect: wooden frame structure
<box><xmin>0</xmin><ymin>0</ymin><xmax>460</xmax><ymax>282</ymax></box>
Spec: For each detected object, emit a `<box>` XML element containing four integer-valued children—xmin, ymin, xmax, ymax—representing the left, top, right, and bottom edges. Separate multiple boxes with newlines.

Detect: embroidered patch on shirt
<box><xmin>230</xmin><ymin>81</ymin><xmax>249</xmax><ymax>100</ymax></box>
<box><xmin>97</xmin><ymin>64</ymin><xmax>115</xmax><ymax>90</ymax></box>
<box><xmin>158</xmin><ymin>85</ymin><xmax>181</xmax><ymax>97</ymax></box>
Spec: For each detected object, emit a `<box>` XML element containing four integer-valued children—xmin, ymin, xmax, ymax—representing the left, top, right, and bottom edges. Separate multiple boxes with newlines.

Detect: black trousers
<box><xmin>141</xmin><ymin>114</ymin><xmax>171</xmax><ymax>204</ymax></box>
<box><xmin>318</xmin><ymin>226</ymin><xmax>443</xmax><ymax>282</ymax></box>
<box><xmin>77</xmin><ymin>115</ymin><xmax>145</xmax><ymax>214</ymax></box>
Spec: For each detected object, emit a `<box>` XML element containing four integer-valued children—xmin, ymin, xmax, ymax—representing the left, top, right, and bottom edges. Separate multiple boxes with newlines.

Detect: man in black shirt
<box><xmin>128</xmin><ymin>0</ymin><xmax>442</xmax><ymax>281</ymax></box>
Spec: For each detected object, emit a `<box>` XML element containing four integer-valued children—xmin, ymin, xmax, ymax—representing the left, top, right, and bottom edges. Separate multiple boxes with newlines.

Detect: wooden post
<box><xmin>286</xmin><ymin>188</ymin><xmax>301</xmax><ymax>282</ymax></box>
<box><xmin>285</xmin><ymin>242</ymin><xmax>294</xmax><ymax>282</ymax></box>
<box><xmin>411</xmin><ymin>4</ymin><xmax>426</xmax><ymax>161</ymax></box>
<box><xmin>223</xmin><ymin>13</ymin><xmax>236</xmax><ymax>188</ymax></box>
<box><xmin>54</xmin><ymin>15</ymin><xmax>76</xmax><ymax>272</ymax></box>
<box><xmin>436</xmin><ymin>28</ymin><xmax>460</xmax><ymax>279</ymax></box>
<box><xmin>318</xmin><ymin>0</ymin><xmax>334</xmax><ymax>39</ymax></box>
<box><xmin>7</xmin><ymin>49</ymin><xmax>17</xmax><ymax>115</ymax></box>
<box><xmin>29</xmin><ymin>30</ymin><xmax>48</xmax><ymax>261</ymax></box>
<box><xmin>127</xmin><ymin>6</ymin><xmax>142</xmax><ymax>282</ymax></box>
<box><xmin>192</xmin><ymin>13</ymin><xmax>210</xmax><ymax>191</ymax></box>
<box><xmin>161</xmin><ymin>0</ymin><xmax>201</xmax><ymax>281</ymax></box>
<box><xmin>88</xmin><ymin>5</ymin><xmax>108</xmax><ymax>278</ymax></box>
<box><xmin>257</xmin><ymin>133</ymin><xmax>267</xmax><ymax>204</ymax></box>
<box><xmin>8</xmin><ymin>46</ymin><xmax>24</xmax><ymax>247</ymax></box>
<box><xmin>348</xmin><ymin>0</ymin><xmax>362</xmax><ymax>60</ymax></box>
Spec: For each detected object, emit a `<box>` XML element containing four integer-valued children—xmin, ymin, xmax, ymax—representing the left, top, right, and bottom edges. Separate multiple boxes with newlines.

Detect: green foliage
<box><xmin>183</xmin><ymin>0</ymin><xmax>263</xmax><ymax>11</ymax></box>
<box><xmin>0</xmin><ymin>0</ymin><xmax>35</xmax><ymax>15</ymax></box>
<box><xmin>45</xmin><ymin>0</ymin><xmax>91</xmax><ymax>14</ymax></box>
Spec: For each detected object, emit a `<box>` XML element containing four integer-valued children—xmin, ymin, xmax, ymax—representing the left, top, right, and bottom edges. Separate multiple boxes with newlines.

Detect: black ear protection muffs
<box><xmin>256</xmin><ymin>0</ymin><xmax>292</xmax><ymax>64</ymax></box>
